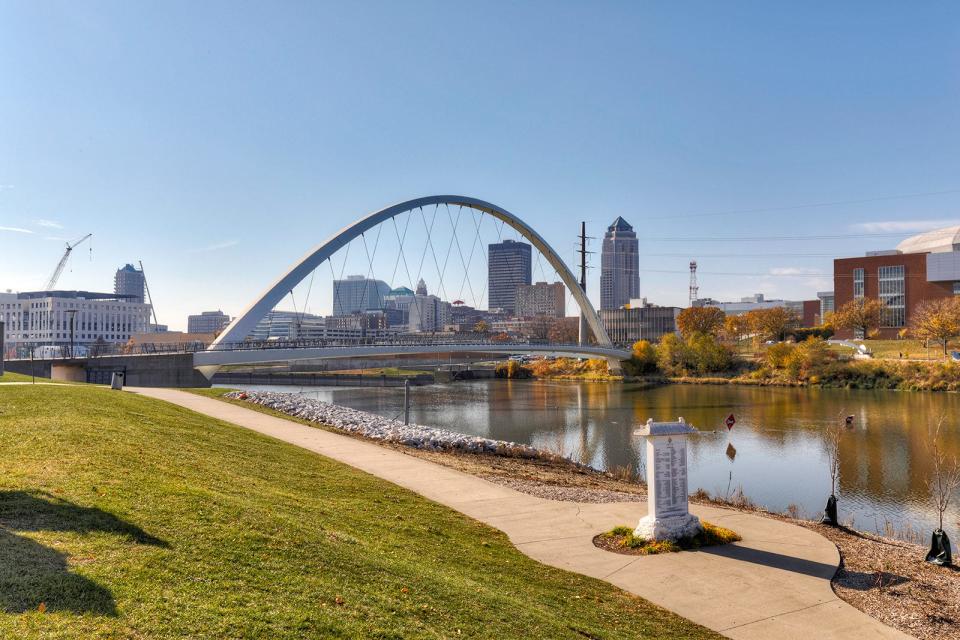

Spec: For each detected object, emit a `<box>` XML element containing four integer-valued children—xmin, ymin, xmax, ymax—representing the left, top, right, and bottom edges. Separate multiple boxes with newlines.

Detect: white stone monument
<box><xmin>633</xmin><ymin>417</ymin><xmax>701</xmax><ymax>541</ymax></box>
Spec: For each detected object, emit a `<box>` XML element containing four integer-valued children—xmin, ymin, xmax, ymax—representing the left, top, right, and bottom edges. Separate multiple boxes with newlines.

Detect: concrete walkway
<box><xmin>130</xmin><ymin>388</ymin><xmax>911</xmax><ymax>640</ymax></box>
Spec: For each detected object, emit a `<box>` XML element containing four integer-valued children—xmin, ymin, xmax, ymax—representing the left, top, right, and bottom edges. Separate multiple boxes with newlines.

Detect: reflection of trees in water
<box><xmin>335</xmin><ymin>380</ymin><xmax>960</xmax><ymax>528</ymax></box>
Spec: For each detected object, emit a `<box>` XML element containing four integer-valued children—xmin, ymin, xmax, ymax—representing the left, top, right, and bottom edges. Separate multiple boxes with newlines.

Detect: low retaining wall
<box><xmin>4</xmin><ymin>353</ymin><xmax>211</xmax><ymax>387</ymax></box>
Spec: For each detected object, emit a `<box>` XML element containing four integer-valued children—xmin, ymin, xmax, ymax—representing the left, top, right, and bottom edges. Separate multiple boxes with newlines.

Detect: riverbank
<box><xmin>643</xmin><ymin>357</ymin><xmax>960</xmax><ymax>392</ymax></box>
<box><xmin>208</xmin><ymin>388</ymin><xmax>960</xmax><ymax>640</ymax></box>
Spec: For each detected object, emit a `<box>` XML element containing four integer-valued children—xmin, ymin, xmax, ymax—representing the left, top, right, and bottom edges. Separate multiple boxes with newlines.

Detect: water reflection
<box><xmin>229</xmin><ymin>381</ymin><xmax>960</xmax><ymax>543</ymax></box>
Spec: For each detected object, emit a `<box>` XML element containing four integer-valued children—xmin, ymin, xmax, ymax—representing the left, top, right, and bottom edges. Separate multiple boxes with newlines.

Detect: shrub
<box><xmin>764</xmin><ymin>342</ymin><xmax>795</xmax><ymax>368</ymax></box>
<box><xmin>784</xmin><ymin>337</ymin><xmax>835</xmax><ymax>380</ymax></box>
<box><xmin>494</xmin><ymin>360</ymin><xmax>531</xmax><ymax>379</ymax></box>
<box><xmin>686</xmin><ymin>332</ymin><xmax>734</xmax><ymax>374</ymax></box>
<box><xmin>656</xmin><ymin>332</ymin><xmax>736</xmax><ymax>376</ymax></box>
<box><xmin>656</xmin><ymin>333</ymin><xmax>693</xmax><ymax>375</ymax></box>
<box><xmin>627</xmin><ymin>340</ymin><xmax>658</xmax><ymax>375</ymax></box>
<box><xmin>788</xmin><ymin>326</ymin><xmax>834</xmax><ymax>341</ymax></box>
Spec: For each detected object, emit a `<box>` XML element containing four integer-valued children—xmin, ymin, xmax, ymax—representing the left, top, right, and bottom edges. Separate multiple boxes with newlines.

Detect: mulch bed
<box><xmin>798</xmin><ymin>522</ymin><xmax>960</xmax><ymax>640</ymax></box>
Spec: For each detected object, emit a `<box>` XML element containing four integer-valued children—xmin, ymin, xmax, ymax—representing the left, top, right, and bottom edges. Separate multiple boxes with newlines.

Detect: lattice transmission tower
<box><xmin>688</xmin><ymin>260</ymin><xmax>699</xmax><ymax>304</ymax></box>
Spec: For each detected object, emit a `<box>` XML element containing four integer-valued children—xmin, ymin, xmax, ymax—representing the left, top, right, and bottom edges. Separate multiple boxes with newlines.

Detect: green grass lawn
<box><xmin>0</xmin><ymin>385</ymin><xmax>717</xmax><ymax>639</ymax></box>
<box><xmin>0</xmin><ymin>371</ymin><xmax>53</xmax><ymax>383</ymax></box>
<box><xmin>856</xmin><ymin>338</ymin><xmax>956</xmax><ymax>360</ymax></box>
<box><xmin>0</xmin><ymin>371</ymin><xmax>82</xmax><ymax>384</ymax></box>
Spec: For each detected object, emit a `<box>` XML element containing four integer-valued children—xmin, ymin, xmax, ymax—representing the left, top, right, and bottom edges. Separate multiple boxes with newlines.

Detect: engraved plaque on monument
<box><xmin>632</xmin><ymin>417</ymin><xmax>701</xmax><ymax>541</ymax></box>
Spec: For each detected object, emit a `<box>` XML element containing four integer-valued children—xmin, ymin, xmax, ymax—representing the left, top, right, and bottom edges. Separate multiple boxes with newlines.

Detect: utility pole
<box><xmin>576</xmin><ymin>221</ymin><xmax>592</xmax><ymax>345</ymax></box>
<box><xmin>66</xmin><ymin>309</ymin><xmax>77</xmax><ymax>359</ymax></box>
<box><xmin>403</xmin><ymin>378</ymin><xmax>411</xmax><ymax>425</ymax></box>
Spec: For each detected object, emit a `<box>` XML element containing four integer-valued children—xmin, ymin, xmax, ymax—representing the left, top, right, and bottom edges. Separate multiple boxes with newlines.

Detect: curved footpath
<box><xmin>130</xmin><ymin>388</ymin><xmax>911</xmax><ymax>640</ymax></box>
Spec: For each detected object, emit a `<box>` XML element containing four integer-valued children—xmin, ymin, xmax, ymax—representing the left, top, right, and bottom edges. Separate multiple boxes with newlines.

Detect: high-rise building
<box><xmin>332</xmin><ymin>275</ymin><xmax>391</xmax><ymax>316</ymax></box>
<box><xmin>488</xmin><ymin>239</ymin><xmax>531</xmax><ymax>313</ymax></box>
<box><xmin>415</xmin><ymin>278</ymin><xmax>428</xmax><ymax>296</ymax></box>
<box><xmin>408</xmin><ymin>295</ymin><xmax>452</xmax><ymax>332</ymax></box>
<box><xmin>114</xmin><ymin>264</ymin><xmax>145</xmax><ymax>303</ymax></box>
<box><xmin>600</xmin><ymin>217</ymin><xmax>640</xmax><ymax>310</ymax></box>
<box><xmin>187</xmin><ymin>310</ymin><xmax>231</xmax><ymax>334</ymax></box>
<box><xmin>516</xmin><ymin>281</ymin><xmax>565</xmax><ymax>318</ymax></box>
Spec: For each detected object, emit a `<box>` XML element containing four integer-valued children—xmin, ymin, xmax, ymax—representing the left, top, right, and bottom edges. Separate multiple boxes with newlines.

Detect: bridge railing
<box><xmin>6</xmin><ymin>335</ymin><xmax>621</xmax><ymax>361</ymax></box>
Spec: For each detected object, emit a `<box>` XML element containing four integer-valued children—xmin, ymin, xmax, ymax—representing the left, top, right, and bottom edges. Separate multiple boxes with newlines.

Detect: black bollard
<box><xmin>925</xmin><ymin>529</ymin><xmax>953</xmax><ymax>566</ymax></box>
<box><xmin>821</xmin><ymin>494</ymin><xmax>838</xmax><ymax>526</ymax></box>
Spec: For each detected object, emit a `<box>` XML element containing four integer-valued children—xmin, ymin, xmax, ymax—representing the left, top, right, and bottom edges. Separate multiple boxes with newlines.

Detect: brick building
<box><xmin>515</xmin><ymin>281</ymin><xmax>565</xmax><ymax>318</ymax></box>
<box><xmin>833</xmin><ymin>226</ymin><xmax>960</xmax><ymax>338</ymax></box>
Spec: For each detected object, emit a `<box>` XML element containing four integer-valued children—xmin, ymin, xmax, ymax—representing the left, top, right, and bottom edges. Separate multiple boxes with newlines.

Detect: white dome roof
<box><xmin>896</xmin><ymin>226</ymin><xmax>960</xmax><ymax>254</ymax></box>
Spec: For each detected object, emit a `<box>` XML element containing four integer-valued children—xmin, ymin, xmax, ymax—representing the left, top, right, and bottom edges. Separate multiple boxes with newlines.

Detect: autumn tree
<box><xmin>628</xmin><ymin>339</ymin><xmax>658</xmax><ymax>374</ymax></box>
<box><xmin>831</xmin><ymin>298</ymin><xmax>886</xmax><ymax>338</ymax></box>
<box><xmin>910</xmin><ymin>298</ymin><xmax>960</xmax><ymax>356</ymax></box>
<box><xmin>676</xmin><ymin>306</ymin><xmax>725</xmax><ymax>338</ymax></box>
<box><xmin>723</xmin><ymin>314</ymin><xmax>751</xmax><ymax>343</ymax></box>
<box><xmin>528</xmin><ymin>316</ymin><xmax>551</xmax><ymax>340</ymax></box>
<box><xmin>548</xmin><ymin>318</ymin><xmax>579</xmax><ymax>343</ymax></box>
<box><xmin>473</xmin><ymin>320</ymin><xmax>489</xmax><ymax>334</ymax></box>
<box><xmin>746</xmin><ymin>306</ymin><xmax>799</xmax><ymax>342</ymax></box>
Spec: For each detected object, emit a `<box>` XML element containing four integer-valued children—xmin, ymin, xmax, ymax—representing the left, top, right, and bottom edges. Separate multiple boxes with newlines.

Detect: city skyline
<box><xmin>3</xmin><ymin>2</ymin><xmax>960</xmax><ymax>330</ymax></box>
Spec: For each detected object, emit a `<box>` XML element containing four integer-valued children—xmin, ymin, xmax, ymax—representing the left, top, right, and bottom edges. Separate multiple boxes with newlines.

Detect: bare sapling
<box><xmin>821</xmin><ymin>413</ymin><xmax>845</xmax><ymax>526</ymax></box>
<box><xmin>925</xmin><ymin>417</ymin><xmax>960</xmax><ymax>565</ymax></box>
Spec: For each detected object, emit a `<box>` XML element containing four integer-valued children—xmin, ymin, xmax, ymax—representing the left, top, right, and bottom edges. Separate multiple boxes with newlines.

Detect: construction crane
<box><xmin>45</xmin><ymin>233</ymin><xmax>92</xmax><ymax>291</ymax></box>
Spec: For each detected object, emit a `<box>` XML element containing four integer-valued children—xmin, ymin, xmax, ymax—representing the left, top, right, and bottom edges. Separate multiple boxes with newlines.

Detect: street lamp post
<box><xmin>66</xmin><ymin>310</ymin><xmax>77</xmax><ymax>359</ymax></box>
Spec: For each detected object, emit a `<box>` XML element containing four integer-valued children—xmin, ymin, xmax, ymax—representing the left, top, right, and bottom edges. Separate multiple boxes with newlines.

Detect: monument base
<box><xmin>634</xmin><ymin>512</ymin><xmax>702</xmax><ymax>542</ymax></box>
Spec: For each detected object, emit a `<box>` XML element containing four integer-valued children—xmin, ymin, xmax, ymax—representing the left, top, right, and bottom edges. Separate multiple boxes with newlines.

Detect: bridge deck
<box><xmin>193</xmin><ymin>343</ymin><xmax>631</xmax><ymax>368</ymax></box>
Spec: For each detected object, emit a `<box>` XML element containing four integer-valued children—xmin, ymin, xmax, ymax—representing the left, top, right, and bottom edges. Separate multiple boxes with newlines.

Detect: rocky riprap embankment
<box><xmin>226</xmin><ymin>390</ymin><xmax>575</xmax><ymax>463</ymax></box>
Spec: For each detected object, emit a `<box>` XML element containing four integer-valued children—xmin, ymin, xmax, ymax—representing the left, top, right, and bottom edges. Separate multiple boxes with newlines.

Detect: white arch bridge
<box><xmin>197</xmin><ymin>195</ymin><xmax>628</xmax><ymax>377</ymax></box>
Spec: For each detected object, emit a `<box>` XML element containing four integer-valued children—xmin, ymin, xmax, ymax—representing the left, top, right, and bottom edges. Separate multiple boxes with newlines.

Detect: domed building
<box><xmin>833</xmin><ymin>225</ymin><xmax>960</xmax><ymax>339</ymax></box>
<box><xmin>895</xmin><ymin>225</ymin><xmax>960</xmax><ymax>254</ymax></box>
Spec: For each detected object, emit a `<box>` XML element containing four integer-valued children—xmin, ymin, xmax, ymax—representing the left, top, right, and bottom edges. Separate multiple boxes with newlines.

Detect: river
<box><xmin>224</xmin><ymin>379</ymin><xmax>960</xmax><ymax>544</ymax></box>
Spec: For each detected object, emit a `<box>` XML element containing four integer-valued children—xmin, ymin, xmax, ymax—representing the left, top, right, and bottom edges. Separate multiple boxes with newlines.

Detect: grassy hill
<box><xmin>0</xmin><ymin>384</ymin><xmax>716</xmax><ymax>639</ymax></box>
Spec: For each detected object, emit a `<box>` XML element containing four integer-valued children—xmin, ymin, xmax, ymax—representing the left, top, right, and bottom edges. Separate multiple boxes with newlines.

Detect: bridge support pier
<box><xmin>606</xmin><ymin>357</ymin><xmax>624</xmax><ymax>375</ymax></box>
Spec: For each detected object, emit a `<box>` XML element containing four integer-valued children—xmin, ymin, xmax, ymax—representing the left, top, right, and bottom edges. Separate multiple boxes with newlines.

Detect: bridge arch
<box><xmin>211</xmin><ymin>195</ymin><xmax>612</xmax><ymax>348</ymax></box>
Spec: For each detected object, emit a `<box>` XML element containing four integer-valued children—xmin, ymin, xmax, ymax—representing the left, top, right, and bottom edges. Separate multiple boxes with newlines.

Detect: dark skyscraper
<box><xmin>488</xmin><ymin>239</ymin><xmax>531</xmax><ymax>313</ymax></box>
<box><xmin>600</xmin><ymin>217</ymin><xmax>640</xmax><ymax>310</ymax></box>
<box><xmin>114</xmin><ymin>263</ymin><xmax>145</xmax><ymax>303</ymax></box>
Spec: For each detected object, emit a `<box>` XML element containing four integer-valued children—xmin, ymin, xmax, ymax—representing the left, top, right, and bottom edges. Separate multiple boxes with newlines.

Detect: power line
<box><xmin>643</xmin><ymin>188</ymin><xmax>960</xmax><ymax>220</ymax></box>
<box><xmin>643</xmin><ymin>231</ymin><xmax>923</xmax><ymax>242</ymax></box>
<box><xmin>642</xmin><ymin>252</ymin><xmax>836</xmax><ymax>258</ymax></box>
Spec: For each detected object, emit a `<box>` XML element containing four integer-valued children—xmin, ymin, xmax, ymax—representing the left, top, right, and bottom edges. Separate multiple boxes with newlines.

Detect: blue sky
<box><xmin>2</xmin><ymin>1</ymin><xmax>959</xmax><ymax>329</ymax></box>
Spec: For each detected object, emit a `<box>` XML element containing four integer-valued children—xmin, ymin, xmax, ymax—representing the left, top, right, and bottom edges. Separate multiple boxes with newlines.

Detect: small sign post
<box><xmin>725</xmin><ymin>413</ymin><xmax>736</xmax><ymax>430</ymax></box>
<box><xmin>632</xmin><ymin>417</ymin><xmax>702</xmax><ymax>541</ymax></box>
